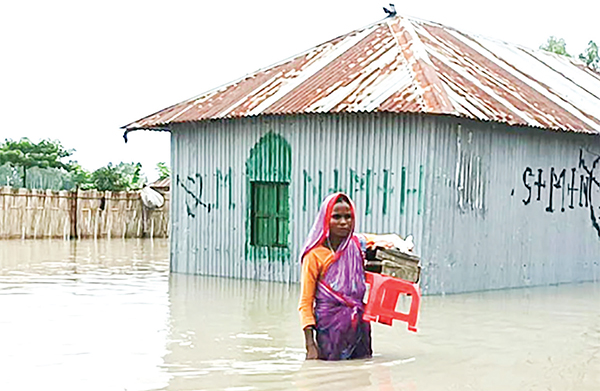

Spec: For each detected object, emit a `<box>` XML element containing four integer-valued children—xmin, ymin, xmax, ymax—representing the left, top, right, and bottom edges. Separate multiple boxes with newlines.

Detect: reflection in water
<box><xmin>1</xmin><ymin>239</ymin><xmax>599</xmax><ymax>391</ymax></box>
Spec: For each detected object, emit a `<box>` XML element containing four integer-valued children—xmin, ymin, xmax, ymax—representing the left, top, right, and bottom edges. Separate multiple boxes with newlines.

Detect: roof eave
<box><xmin>121</xmin><ymin>125</ymin><xmax>171</xmax><ymax>143</ymax></box>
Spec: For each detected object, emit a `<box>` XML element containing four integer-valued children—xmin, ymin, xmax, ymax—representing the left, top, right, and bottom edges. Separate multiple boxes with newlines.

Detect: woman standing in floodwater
<box><xmin>298</xmin><ymin>192</ymin><xmax>372</xmax><ymax>360</ymax></box>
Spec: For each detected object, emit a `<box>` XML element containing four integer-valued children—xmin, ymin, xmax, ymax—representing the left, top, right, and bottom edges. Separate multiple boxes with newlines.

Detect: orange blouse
<box><xmin>298</xmin><ymin>245</ymin><xmax>336</xmax><ymax>329</ymax></box>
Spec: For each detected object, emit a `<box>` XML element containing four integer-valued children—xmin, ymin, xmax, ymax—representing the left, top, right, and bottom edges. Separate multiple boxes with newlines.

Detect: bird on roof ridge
<box><xmin>383</xmin><ymin>3</ymin><xmax>397</xmax><ymax>18</ymax></box>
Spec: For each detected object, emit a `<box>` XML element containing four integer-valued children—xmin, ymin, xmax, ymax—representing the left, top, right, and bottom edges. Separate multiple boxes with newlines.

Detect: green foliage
<box><xmin>0</xmin><ymin>161</ymin><xmax>95</xmax><ymax>191</ymax></box>
<box><xmin>0</xmin><ymin>138</ymin><xmax>73</xmax><ymax>188</ymax></box>
<box><xmin>25</xmin><ymin>167</ymin><xmax>67</xmax><ymax>190</ymax></box>
<box><xmin>0</xmin><ymin>163</ymin><xmax>20</xmax><ymax>187</ymax></box>
<box><xmin>541</xmin><ymin>37</ymin><xmax>600</xmax><ymax>72</ymax></box>
<box><xmin>116</xmin><ymin>162</ymin><xmax>145</xmax><ymax>190</ymax></box>
<box><xmin>90</xmin><ymin>162</ymin><xmax>146</xmax><ymax>192</ymax></box>
<box><xmin>0</xmin><ymin>138</ymin><xmax>148</xmax><ymax>192</ymax></box>
<box><xmin>579</xmin><ymin>40</ymin><xmax>599</xmax><ymax>71</ymax></box>
<box><xmin>64</xmin><ymin>162</ymin><xmax>93</xmax><ymax>190</ymax></box>
<box><xmin>156</xmin><ymin>162</ymin><xmax>170</xmax><ymax>180</ymax></box>
<box><xmin>91</xmin><ymin>163</ymin><xmax>128</xmax><ymax>192</ymax></box>
<box><xmin>540</xmin><ymin>36</ymin><xmax>571</xmax><ymax>57</ymax></box>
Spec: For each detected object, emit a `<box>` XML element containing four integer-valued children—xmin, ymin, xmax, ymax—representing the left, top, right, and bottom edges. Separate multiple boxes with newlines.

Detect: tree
<box><xmin>579</xmin><ymin>40</ymin><xmax>599</xmax><ymax>71</ymax></box>
<box><xmin>65</xmin><ymin>162</ymin><xmax>93</xmax><ymax>190</ymax></box>
<box><xmin>540</xmin><ymin>36</ymin><xmax>570</xmax><ymax>56</ymax></box>
<box><xmin>0</xmin><ymin>138</ymin><xmax>73</xmax><ymax>188</ymax></box>
<box><xmin>90</xmin><ymin>162</ymin><xmax>145</xmax><ymax>192</ymax></box>
<box><xmin>116</xmin><ymin>162</ymin><xmax>145</xmax><ymax>190</ymax></box>
<box><xmin>156</xmin><ymin>162</ymin><xmax>170</xmax><ymax>180</ymax></box>
<box><xmin>91</xmin><ymin>163</ymin><xmax>129</xmax><ymax>192</ymax></box>
<box><xmin>0</xmin><ymin>163</ymin><xmax>19</xmax><ymax>187</ymax></box>
<box><xmin>540</xmin><ymin>36</ymin><xmax>600</xmax><ymax>72</ymax></box>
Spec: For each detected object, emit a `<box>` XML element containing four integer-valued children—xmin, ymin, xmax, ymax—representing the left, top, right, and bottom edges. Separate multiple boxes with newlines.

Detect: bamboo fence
<box><xmin>0</xmin><ymin>187</ymin><xmax>169</xmax><ymax>239</ymax></box>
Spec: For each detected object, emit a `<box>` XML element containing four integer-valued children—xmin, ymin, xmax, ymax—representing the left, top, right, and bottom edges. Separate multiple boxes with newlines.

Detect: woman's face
<box><xmin>329</xmin><ymin>201</ymin><xmax>353</xmax><ymax>240</ymax></box>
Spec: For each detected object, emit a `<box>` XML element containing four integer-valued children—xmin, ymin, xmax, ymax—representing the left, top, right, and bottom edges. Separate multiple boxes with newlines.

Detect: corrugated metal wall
<box><xmin>425</xmin><ymin>120</ymin><xmax>600</xmax><ymax>293</ymax></box>
<box><xmin>170</xmin><ymin>112</ymin><xmax>600</xmax><ymax>294</ymax></box>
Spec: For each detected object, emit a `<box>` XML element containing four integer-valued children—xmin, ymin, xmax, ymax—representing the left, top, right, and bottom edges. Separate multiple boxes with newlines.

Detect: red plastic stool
<box><xmin>363</xmin><ymin>271</ymin><xmax>421</xmax><ymax>332</ymax></box>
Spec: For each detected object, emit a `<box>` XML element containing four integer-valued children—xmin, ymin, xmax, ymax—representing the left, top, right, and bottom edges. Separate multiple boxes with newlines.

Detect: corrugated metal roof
<box><xmin>124</xmin><ymin>15</ymin><xmax>600</xmax><ymax>134</ymax></box>
<box><xmin>149</xmin><ymin>177</ymin><xmax>170</xmax><ymax>190</ymax></box>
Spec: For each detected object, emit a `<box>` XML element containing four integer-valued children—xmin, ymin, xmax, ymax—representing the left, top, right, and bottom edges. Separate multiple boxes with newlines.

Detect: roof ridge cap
<box><xmin>385</xmin><ymin>16</ymin><xmax>455</xmax><ymax>114</ymax></box>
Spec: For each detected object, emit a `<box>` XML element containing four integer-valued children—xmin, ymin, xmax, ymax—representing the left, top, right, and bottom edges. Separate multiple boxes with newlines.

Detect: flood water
<box><xmin>0</xmin><ymin>239</ymin><xmax>598</xmax><ymax>391</ymax></box>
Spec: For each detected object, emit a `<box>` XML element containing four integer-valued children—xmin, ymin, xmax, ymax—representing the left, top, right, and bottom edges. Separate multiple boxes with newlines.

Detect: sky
<box><xmin>1</xmin><ymin>0</ymin><xmax>598</xmax><ymax>182</ymax></box>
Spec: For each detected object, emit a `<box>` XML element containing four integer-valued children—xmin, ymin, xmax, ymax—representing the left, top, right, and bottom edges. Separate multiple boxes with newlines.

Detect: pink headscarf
<box><xmin>300</xmin><ymin>192</ymin><xmax>358</xmax><ymax>263</ymax></box>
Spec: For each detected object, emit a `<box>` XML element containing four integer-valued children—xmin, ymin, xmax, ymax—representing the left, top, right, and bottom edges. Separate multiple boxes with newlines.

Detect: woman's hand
<box><xmin>303</xmin><ymin>326</ymin><xmax>319</xmax><ymax>360</ymax></box>
<box><xmin>305</xmin><ymin>342</ymin><xmax>319</xmax><ymax>360</ymax></box>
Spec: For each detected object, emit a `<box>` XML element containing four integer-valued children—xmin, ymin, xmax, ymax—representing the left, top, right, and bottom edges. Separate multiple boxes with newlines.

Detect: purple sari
<box><xmin>301</xmin><ymin>193</ymin><xmax>372</xmax><ymax>360</ymax></box>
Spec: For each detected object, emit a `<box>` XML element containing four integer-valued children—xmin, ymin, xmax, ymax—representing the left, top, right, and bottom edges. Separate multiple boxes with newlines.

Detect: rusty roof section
<box><xmin>149</xmin><ymin>177</ymin><xmax>170</xmax><ymax>190</ymax></box>
<box><xmin>124</xmin><ymin>15</ymin><xmax>600</xmax><ymax>134</ymax></box>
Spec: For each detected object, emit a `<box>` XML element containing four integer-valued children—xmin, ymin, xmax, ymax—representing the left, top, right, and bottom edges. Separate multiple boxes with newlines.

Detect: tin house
<box><xmin>123</xmin><ymin>15</ymin><xmax>600</xmax><ymax>294</ymax></box>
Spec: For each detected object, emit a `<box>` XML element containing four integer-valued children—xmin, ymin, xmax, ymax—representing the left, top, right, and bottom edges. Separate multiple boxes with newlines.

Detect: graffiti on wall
<box><xmin>176</xmin><ymin>174</ymin><xmax>211</xmax><ymax>218</ymax></box>
<box><xmin>521</xmin><ymin>149</ymin><xmax>600</xmax><ymax>237</ymax></box>
<box><xmin>302</xmin><ymin>166</ymin><xmax>425</xmax><ymax>216</ymax></box>
<box><xmin>178</xmin><ymin>165</ymin><xmax>425</xmax><ymax>219</ymax></box>
<box><xmin>214</xmin><ymin>168</ymin><xmax>236</xmax><ymax>211</ymax></box>
<box><xmin>176</xmin><ymin>169</ymin><xmax>237</xmax><ymax>218</ymax></box>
